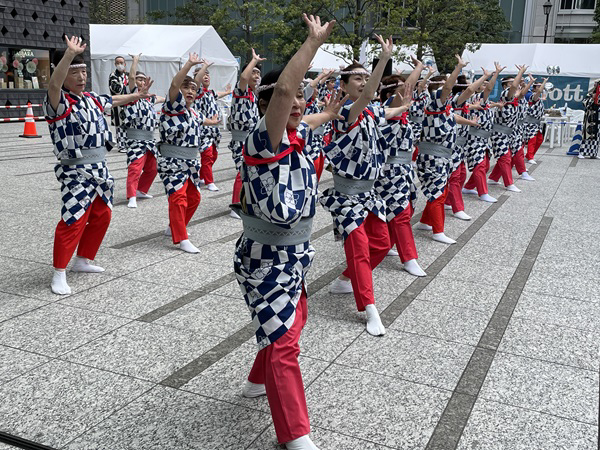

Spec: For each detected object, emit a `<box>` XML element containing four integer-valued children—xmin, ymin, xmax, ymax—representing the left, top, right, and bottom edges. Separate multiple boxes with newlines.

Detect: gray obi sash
<box><xmin>159</xmin><ymin>144</ymin><xmax>198</xmax><ymax>160</ymax></box>
<box><xmin>409</xmin><ymin>114</ymin><xmax>424</xmax><ymax>124</ymax></box>
<box><xmin>385</xmin><ymin>152</ymin><xmax>412</xmax><ymax>165</ymax></box>
<box><xmin>233</xmin><ymin>206</ymin><xmax>313</xmax><ymax>246</ymax></box>
<box><xmin>60</xmin><ymin>147</ymin><xmax>107</xmax><ymax>166</ymax></box>
<box><xmin>333</xmin><ymin>174</ymin><xmax>375</xmax><ymax>195</ymax></box>
<box><xmin>418</xmin><ymin>141</ymin><xmax>453</xmax><ymax>158</ymax></box>
<box><xmin>469</xmin><ymin>127</ymin><xmax>491</xmax><ymax>139</ymax></box>
<box><xmin>126</xmin><ymin>128</ymin><xmax>154</xmax><ymax>141</ymax></box>
<box><xmin>313</xmin><ymin>125</ymin><xmax>326</xmax><ymax>136</ymax></box>
<box><xmin>456</xmin><ymin>135</ymin><xmax>468</xmax><ymax>147</ymax></box>
<box><xmin>524</xmin><ymin>115</ymin><xmax>541</xmax><ymax>125</ymax></box>
<box><xmin>230</xmin><ymin>129</ymin><xmax>249</xmax><ymax>142</ymax></box>
<box><xmin>492</xmin><ymin>123</ymin><xmax>514</xmax><ymax>135</ymax></box>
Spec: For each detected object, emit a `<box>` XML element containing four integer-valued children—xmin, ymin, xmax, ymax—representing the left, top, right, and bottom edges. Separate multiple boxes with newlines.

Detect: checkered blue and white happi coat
<box><xmin>509</xmin><ymin>97</ymin><xmax>528</xmax><ymax>153</ymax></box>
<box><xmin>376</xmin><ymin>96</ymin><xmax>417</xmax><ymax>221</ymax></box>
<box><xmin>195</xmin><ymin>88</ymin><xmax>222</xmax><ymax>151</ymax></box>
<box><xmin>121</xmin><ymin>87</ymin><xmax>158</xmax><ymax>165</ymax></box>
<box><xmin>410</xmin><ymin>90</ymin><xmax>429</xmax><ymax>142</ymax></box>
<box><xmin>228</xmin><ymin>83</ymin><xmax>259</xmax><ymax>171</ymax></box>
<box><xmin>44</xmin><ymin>90</ymin><xmax>115</xmax><ymax>225</ymax></box>
<box><xmin>451</xmin><ymin>94</ymin><xmax>470</xmax><ymax>171</ymax></box>
<box><xmin>157</xmin><ymin>91</ymin><xmax>204</xmax><ymax>195</ymax></box>
<box><xmin>304</xmin><ymin>97</ymin><xmax>328</xmax><ymax>157</ymax></box>
<box><xmin>416</xmin><ymin>89</ymin><xmax>456</xmax><ymax>202</ymax></box>
<box><xmin>464</xmin><ymin>94</ymin><xmax>494</xmax><ymax>170</ymax></box>
<box><xmin>234</xmin><ymin>118</ymin><xmax>318</xmax><ymax>349</ymax></box>
<box><xmin>523</xmin><ymin>98</ymin><xmax>545</xmax><ymax>141</ymax></box>
<box><xmin>491</xmin><ymin>88</ymin><xmax>518</xmax><ymax>159</ymax></box>
<box><xmin>319</xmin><ymin>102</ymin><xmax>388</xmax><ymax>239</ymax></box>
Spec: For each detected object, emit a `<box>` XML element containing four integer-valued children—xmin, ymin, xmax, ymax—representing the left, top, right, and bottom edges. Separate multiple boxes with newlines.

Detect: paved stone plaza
<box><xmin>0</xmin><ymin>121</ymin><xmax>598</xmax><ymax>450</ymax></box>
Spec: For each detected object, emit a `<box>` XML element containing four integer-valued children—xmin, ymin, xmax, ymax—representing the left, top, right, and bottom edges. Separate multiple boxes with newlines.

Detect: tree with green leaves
<box><xmin>90</xmin><ymin>0</ymin><xmax>126</xmax><ymax>24</ymax></box>
<box><xmin>591</xmin><ymin>0</ymin><xmax>600</xmax><ymax>43</ymax></box>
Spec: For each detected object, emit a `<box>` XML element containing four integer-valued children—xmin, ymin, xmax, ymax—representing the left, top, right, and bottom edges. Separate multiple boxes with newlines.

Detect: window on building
<box><xmin>560</xmin><ymin>0</ymin><xmax>596</xmax><ymax>9</ymax></box>
<box><xmin>0</xmin><ymin>48</ymin><xmax>51</xmax><ymax>90</ymax></box>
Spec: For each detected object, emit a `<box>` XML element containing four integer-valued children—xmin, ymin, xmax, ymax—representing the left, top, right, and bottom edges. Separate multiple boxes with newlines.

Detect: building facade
<box><xmin>0</xmin><ymin>0</ymin><xmax>92</xmax><ymax>119</ymax></box>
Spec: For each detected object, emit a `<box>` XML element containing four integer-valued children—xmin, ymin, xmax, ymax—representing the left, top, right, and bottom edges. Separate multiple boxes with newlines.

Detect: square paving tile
<box><xmin>479</xmin><ymin>352</ymin><xmax>599</xmax><ymax>425</ymax></box>
<box><xmin>0</xmin><ymin>359</ymin><xmax>152</xmax><ymax>448</ymax></box>
<box><xmin>300</xmin><ymin>313</ymin><xmax>366</xmax><ymax>361</ymax></box>
<box><xmin>0</xmin><ymin>292</ymin><xmax>48</xmax><ymax>323</ymax></box>
<box><xmin>64</xmin><ymin>386</ymin><xmax>270</xmax><ymax>450</ymax></box>
<box><xmin>0</xmin><ymin>345</ymin><xmax>50</xmax><ymax>383</ymax></box>
<box><xmin>457</xmin><ymin>399</ymin><xmax>598</xmax><ymax>450</ymax></box>
<box><xmin>416</xmin><ymin>276</ymin><xmax>504</xmax><ymax>313</ymax></box>
<box><xmin>62</xmin><ymin>321</ymin><xmax>221</xmax><ymax>382</ymax></box>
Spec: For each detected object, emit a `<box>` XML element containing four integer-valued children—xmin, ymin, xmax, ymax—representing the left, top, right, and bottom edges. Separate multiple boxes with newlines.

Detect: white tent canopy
<box><xmin>462</xmin><ymin>43</ymin><xmax>600</xmax><ymax>78</ymax></box>
<box><xmin>90</xmin><ymin>24</ymin><xmax>238</xmax><ymax>99</ymax></box>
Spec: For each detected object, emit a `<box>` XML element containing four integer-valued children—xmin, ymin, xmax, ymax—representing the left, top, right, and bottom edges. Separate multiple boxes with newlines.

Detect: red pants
<box><xmin>167</xmin><ymin>179</ymin><xmax>201</xmax><ymax>244</ymax></box>
<box><xmin>412</xmin><ymin>146</ymin><xmax>419</xmax><ymax>161</ymax></box>
<box><xmin>420</xmin><ymin>188</ymin><xmax>448</xmax><ymax>234</ymax></box>
<box><xmin>232</xmin><ymin>172</ymin><xmax>243</xmax><ymax>204</ymax></box>
<box><xmin>464</xmin><ymin>155</ymin><xmax>490</xmax><ymax>196</ymax></box>
<box><xmin>200</xmin><ymin>144</ymin><xmax>218</xmax><ymax>185</ymax></box>
<box><xmin>342</xmin><ymin>213</ymin><xmax>390</xmax><ymax>311</ymax></box>
<box><xmin>53</xmin><ymin>196</ymin><xmax>111</xmax><ymax>269</ymax></box>
<box><xmin>445</xmin><ymin>162</ymin><xmax>467</xmax><ymax>213</ymax></box>
<box><xmin>526</xmin><ymin>131</ymin><xmax>544</xmax><ymax>160</ymax></box>
<box><xmin>511</xmin><ymin>147</ymin><xmax>526</xmax><ymax>175</ymax></box>
<box><xmin>489</xmin><ymin>152</ymin><xmax>514</xmax><ymax>187</ymax></box>
<box><xmin>388</xmin><ymin>205</ymin><xmax>418</xmax><ymax>263</ymax></box>
<box><xmin>248</xmin><ymin>290</ymin><xmax>310</xmax><ymax>444</ymax></box>
<box><xmin>314</xmin><ymin>152</ymin><xmax>325</xmax><ymax>181</ymax></box>
<box><xmin>126</xmin><ymin>152</ymin><xmax>157</xmax><ymax>199</ymax></box>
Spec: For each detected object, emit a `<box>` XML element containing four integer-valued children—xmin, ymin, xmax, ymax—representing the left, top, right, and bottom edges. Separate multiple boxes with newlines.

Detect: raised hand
<box><xmin>401</xmin><ymin>83</ymin><xmax>413</xmax><ymax>107</ymax></box>
<box><xmin>251</xmin><ymin>48</ymin><xmax>267</xmax><ymax>63</ymax></box>
<box><xmin>65</xmin><ymin>35</ymin><xmax>86</xmax><ymax>55</ymax></box>
<box><xmin>494</xmin><ymin>61</ymin><xmax>506</xmax><ymax>73</ymax></box>
<box><xmin>188</xmin><ymin>53</ymin><xmax>203</xmax><ymax>66</ymax></box>
<box><xmin>455</xmin><ymin>54</ymin><xmax>468</xmax><ymax>68</ymax></box>
<box><xmin>323</xmin><ymin>88</ymin><xmax>348</xmax><ymax>120</ymax></box>
<box><xmin>374</xmin><ymin>34</ymin><xmax>393</xmax><ymax>59</ymax></box>
<box><xmin>303</xmin><ymin>14</ymin><xmax>336</xmax><ymax>44</ymax></box>
<box><xmin>225</xmin><ymin>83</ymin><xmax>232</xmax><ymax>92</ymax></box>
<box><xmin>482</xmin><ymin>68</ymin><xmax>492</xmax><ymax>78</ymax></box>
<box><xmin>410</xmin><ymin>55</ymin><xmax>423</xmax><ymax>67</ymax></box>
<box><xmin>137</xmin><ymin>77</ymin><xmax>154</xmax><ymax>98</ymax></box>
<box><xmin>129</xmin><ymin>53</ymin><xmax>142</xmax><ymax>61</ymax></box>
<box><xmin>515</xmin><ymin>64</ymin><xmax>528</xmax><ymax>72</ymax></box>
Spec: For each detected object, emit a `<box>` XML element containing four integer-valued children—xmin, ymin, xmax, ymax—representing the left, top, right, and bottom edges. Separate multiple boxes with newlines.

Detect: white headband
<box><xmin>69</xmin><ymin>64</ymin><xmax>87</xmax><ymax>69</ymax></box>
<box><xmin>380</xmin><ymin>82</ymin><xmax>400</xmax><ymax>90</ymax></box>
<box><xmin>339</xmin><ymin>70</ymin><xmax>370</xmax><ymax>76</ymax></box>
<box><xmin>256</xmin><ymin>81</ymin><xmax>305</xmax><ymax>94</ymax></box>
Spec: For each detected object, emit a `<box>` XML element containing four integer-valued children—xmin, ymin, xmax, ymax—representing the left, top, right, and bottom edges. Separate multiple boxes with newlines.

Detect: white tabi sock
<box><xmin>506</xmin><ymin>184</ymin><xmax>521</xmax><ymax>192</ymax></box>
<box><xmin>179</xmin><ymin>239</ymin><xmax>200</xmax><ymax>254</ymax></box>
<box><xmin>444</xmin><ymin>204</ymin><xmax>452</xmax><ymax>210</ymax></box>
<box><xmin>578</xmin><ymin>154</ymin><xmax>585</xmax><ymax>159</ymax></box>
<box><xmin>432</xmin><ymin>233</ymin><xmax>456</xmax><ymax>245</ymax></box>
<box><xmin>71</xmin><ymin>256</ymin><xmax>105</xmax><ymax>273</ymax></box>
<box><xmin>387</xmin><ymin>248</ymin><xmax>399</xmax><ymax>256</ymax></box>
<box><xmin>462</xmin><ymin>188</ymin><xmax>478</xmax><ymax>195</ymax></box>
<box><xmin>229</xmin><ymin>210</ymin><xmax>241</xmax><ymax>220</ymax></box>
<box><xmin>164</xmin><ymin>226</ymin><xmax>172</xmax><ymax>236</ymax></box>
<box><xmin>520</xmin><ymin>172</ymin><xmax>535</xmax><ymax>181</ymax></box>
<box><xmin>329</xmin><ymin>277</ymin><xmax>353</xmax><ymax>294</ymax></box>
<box><xmin>479</xmin><ymin>194</ymin><xmax>497</xmax><ymax>203</ymax></box>
<box><xmin>365</xmin><ymin>304</ymin><xmax>386</xmax><ymax>336</ymax></box>
<box><xmin>403</xmin><ymin>259</ymin><xmax>426</xmax><ymax>277</ymax></box>
<box><xmin>136</xmin><ymin>190</ymin><xmax>153</xmax><ymax>199</ymax></box>
<box><xmin>206</xmin><ymin>183</ymin><xmax>219</xmax><ymax>192</ymax></box>
<box><xmin>415</xmin><ymin>222</ymin><xmax>433</xmax><ymax>231</ymax></box>
<box><xmin>127</xmin><ymin>197</ymin><xmax>137</xmax><ymax>208</ymax></box>
<box><xmin>526</xmin><ymin>159</ymin><xmax>537</xmax><ymax>165</ymax></box>
<box><xmin>51</xmin><ymin>270</ymin><xmax>71</xmax><ymax>295</ymax></box>
<box><xmin>241</xmin><ymin>380</ymin><xmax>266</xmax><ymax>398</ymax></box>
<box><xmin>453</xmin><ymin>210</ymin><xmax>472</xmax><ymax>221</ymax></box>
<box><xmin>286</xmin><ymin>435</ymin><xmax>320</xmax><ymax>450</ymax></box>
<box><xmin>488</xmin><ymin>179</ymin><xmax>501</xmax><ymax>185</ymax></box>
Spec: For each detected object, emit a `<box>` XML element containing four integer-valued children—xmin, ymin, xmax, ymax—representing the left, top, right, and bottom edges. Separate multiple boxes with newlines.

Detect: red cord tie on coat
<box><xmin>388</xmin><ymin>111</ymin><xmax>409</xmax><ymax>125</ymax></box>
<box><xmin>425</xmin><ymin>103</ymin><xmax>452</xmax><ymax>116</ymax></box>
<box><xmin>243</xmin><ymin>129</ymin><xmax>305</xmax><ymax>166</ymax></box>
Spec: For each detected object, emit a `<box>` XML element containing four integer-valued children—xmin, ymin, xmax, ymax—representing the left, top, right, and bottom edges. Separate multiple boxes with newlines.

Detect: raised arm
<box><xmin>303</xmin><ymin>88</ymin><xmax>347</xmax><ymax>130</ymax></box>
<box><xmin>457</xmin><ymin>68</ymin><xmax>492</xmax><ymax>105</ymax></box>
<box><xmin>48</xmin><ymin>36</ymin><xmax>86</xmax><ymax>111</ymax></box>
<box><xmin>405</xmin><ymin>56</ymin><xmax>424</xmax><ymax>91</ymax></box>
<box><xmin>217</xmin><ymin>83</ymin><xmax>232</xmax><ymax>98</ymax></box>
<box><xmin>112</xmin><ymin>77</ymin><xmax>154</xmax><ymax>107</ymax></box>
<box><xmin>265</xmin><ymin>14</ymin><xmax>335</xmax><ymax>150</ymax></box>
<box><xmin>128</xmin><ymin>53</ymin><xmax>141</xmax><ymax>91</ymax></box>
<box><xmin>508</xmin><ymin>64</ymin><xmax>527</xmax><ymax>99</ymax></box>
<box><xmin>483</xmin><ymin>61</ymin><xmax>505</xmax><ymax>102</ymax></box>
<box><xmin>170</xmin><ymin>53</ymin><xmax>203</xmax><ymax>103</ymax></box>
<box><xmin>442</xmin><ymin>54</ymin><xmax>468</xmax><ymax>103</ymax></box>
<box><xmin>239</xmin><ymin>49</ymin><xmax>266</xmax><ymax>91</ymax></box>
<box><xmin>417</xmin><ymin>66</ymin><xmax>434</xmax><ymax>94</ymax></box>
<box><xmin>310</xmin><ymin>69</ymin><xmax>334</xmax><ymax>89</ymax></box>
<box><xmin>385</xmin><ymin>82</ymin><xmax>413</xmax><ymax>118</ymax></box>
<box><xmin>517</xmin><ymin>75</ymin><xmax>536</xmax><ymax>100</ymax></box>
<box><xmin>348</xmin><ymin>34</ymin><xmax>393</xmax><ymax>124</ymax></box>
<box><xmin>532</xmin><ymin>78</ymin><xmax>548</xmax><ymax>102</ymax></box>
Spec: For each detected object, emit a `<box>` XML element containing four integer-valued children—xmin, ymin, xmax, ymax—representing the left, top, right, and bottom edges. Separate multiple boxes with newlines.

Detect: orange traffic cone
<box><xmin>19</xmin><ymin>102</ymin><xmax>42</xmax><ymax>138</ymax></box>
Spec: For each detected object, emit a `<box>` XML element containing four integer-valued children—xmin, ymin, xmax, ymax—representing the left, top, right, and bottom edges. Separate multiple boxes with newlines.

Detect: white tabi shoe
<box><xmin>387</xmin><ymin>248</ymin><xmax>399</xmax><ymax>256</ymax></box>
<box><xmin>241</xmin><ymin>380</ymin><xmax>266</xmax><ymax>398</ymax></box>
<box><xmin>127</xmin><ymin>197</ymin><xmax>137</xmax><ymax>208</ymax></box>
<box><xmin>164</xmin><ymin>226</ymin><xmax>172</xmax><ymax>236</ymax></box>
<box><xmin>206</xmin><ymin>183</ymin><xmax>220</xmax><ymax>192</ymax></box>
<box><xmin>415</xmin><ymin>222</ymin><xmax>433</xmax><ymax>231</ymax></box>
<box><xmin>520</xmin><ymin>172</ymin><xmax>535</xmax><ymax>181</ymax></box>
<box><xmin>453</xmin><ymin>210</ymin><xmax>472</xmax><ymax>221</ymax></box>
<box><xmin>136</xmin><ymin>190</ymin><xmax>153</xmax><ymax>199</ymax></box>
<box><xmin>479</xmin><ymin>194</ymin><xmax>497</xmax><ymax>203</ymax></box>
<box><xmin>51</xmin><ymin>270</ymin><xmax>71</xmax><ymax>295</ymax></box>
<box><xmin>432</xmin><ymin>233</ymin><xmax>456</xmax><ymax>245</ymax></box>
<box><xmin>229</xmin><ymin>210</ymin><xmax>241</xmax><ymax>220</ymax></box>
<box><xmin>578</xmin><ymin>154</ymin><xmax>585</xmax><ymax>159</ymax></box>
<box><xmin>403</xmin><ymin>259</ymin><xmax>426</xmax><ymax>277</ymax></box>
<box><xmin>444</xmin><ymin>204</ymin><xmax>452</xmax><ymax>210</ymax></box>
<box><xmin>286</xmin><ymin>435</ymin><xmax>320</xmax><ymax>450</ymax></box>
<box><xmin>179</xmin><ymin>239</ymin><xmax>200</xmax><ymax>254</ymax></box>
<box><xmin>329</xmin><ymin>278</ymin><xmax>353</xmax><ymax>294</ymax></box>
<box><xmin>506</xmin><ymin>184</ymin><xmax>521</xmax><ymax>192</ymax></box>
<box><xmin>71</xmin><ymin>256</ymin><xmax>105</xmax><ymax>273</ymax></box>
<box><xmin>462</xmin><ymin>188</ymin><xmax>478</xmax><ymax>195</ymax></box>
<box><xmin>365</xmin><ymin>304</ymin><xmax>386</xmax><ymax>336</ymax></box>
<box><xmin>526</xmin><ymin>159</ymin><xmax>537</xmax><ymax>165</ymax></box>
<box><xmin>488</xmin><ymin>179</ymin><xmax>500</xmax><ymax>185</ymax></box>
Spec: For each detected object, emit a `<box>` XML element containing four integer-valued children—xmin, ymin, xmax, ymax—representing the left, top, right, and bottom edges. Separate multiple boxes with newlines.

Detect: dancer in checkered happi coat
<box><xmin>158</xmin><ymin>54</ymin><xmax>208</xmax><ymax>254</ymax></box>
<box><xmin>233</xmin><ymin>14</ymin><xmax>342</xmax><ymax>450</ymax></box>
<box><xmin>45</xmin><ymin>36</ymin><xmax>154</xmax><ymax>296</ymax></box>
<box><xmin>462</xmin><ymin>62</ymin><xmax>505</xmax><ymax>203</ymax></box>
<box><xmin>489</xmin><ymin>65</ymin><xmax>527</xmax><ymax>191</ymax></box>
<box><xmin>323</xmin><ymin>35</ymin><xmax>414</xmax><ymax>337</ymax></box>
<box><xmin>510</xmin><ymin>76</ymin><xmax>536</xmax><ymax>181</ymax></box>
<box><xmin>121</xmin><ymin>53</ymin><xmax>166</xmax><ymax>209</ymax></box>
<box><xmin>415</xmin><ymin>54</ymin><xmax>470</xmax><ymax>245</ymax></box>
<box><xmin>194</xmin><ymin>67</ymin><xmax>232</xmax><ymax>191</ymax></box>
<box><xmin>578</xmin><ymin>80</ymin><xmax>600</xmax><ymax>159</ymax></box>
<box><xmin>228</xmin><ymin>49</ymin><xmax>263</xmax><ymax>217</ymax></box>
<box><xmin>375</xmin><ymin>59</ymin><xmax>427</xmax><ymax>278</ymax></box>
<box><xmin>409</xmin><ymin>66</ymin><xmax>434</xmax><ymax>149</ymax></box>
<box><xmin>524</xmin><ymin>79</ymin><xmax>548</xmax><ymax>164</ymax></box>
<box><xmin>109</xmin><ymin>55</ymin><xmax>129</xmax><ymax>152</ymax></box>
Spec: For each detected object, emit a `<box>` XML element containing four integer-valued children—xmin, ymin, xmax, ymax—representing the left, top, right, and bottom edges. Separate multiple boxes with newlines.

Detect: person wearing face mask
<box><xmin>321</xmin><ymin>35</ymin><xmax>413</xmax><ymax>337</ymax></box>
<box><xmin>44</xmin><ymin>36</ymin><xmax>154</xmax><ymax>295</ymax></box>
<box><xmin>193</xmin><ymin>68</ymin><xmax>232</xmax><ymax>192</ymax></box>
<box><xmin>578</xmin><ymin>80</ymin><xmax>600</xmax><ymax>159</ymax></box>
<box><xmin>157</xmin><ymin>54</ymin><xmax>208</xmax><ymax>254</ymax></box>
<box><xmin>109</xmin><ymin>55</ymin><xmax>128</xmax><ymax>153</ymax></box>
<box><xmin>121</xmin><ymin>53</ymin><xmax>165</xmax><ymax>209</ymax></box>
<box><xmin>228</xmin><ymin>49</ymin><xmax>264</xmax><ymax>219</ymax></box>
<box><xmin>233</xmin><ymin>14</ymin><xmax>342</xmax><ymax>450</ymax></box>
